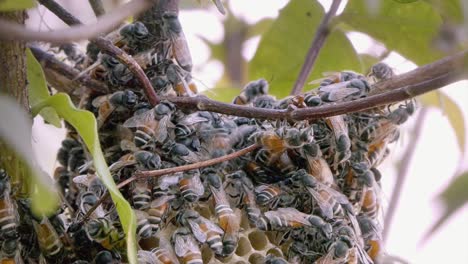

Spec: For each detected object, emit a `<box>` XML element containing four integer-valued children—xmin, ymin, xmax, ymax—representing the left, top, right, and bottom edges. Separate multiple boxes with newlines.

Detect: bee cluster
<box><xmin>0</xmin><ymin>10</ymin><xmax>415</xmax><ymax>264</ymax></box>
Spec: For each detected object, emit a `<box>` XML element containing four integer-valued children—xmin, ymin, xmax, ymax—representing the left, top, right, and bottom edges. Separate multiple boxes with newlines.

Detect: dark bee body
<box><xmin>119</xmin><ymin>22</ymin><xmax>151</xmax><ymax>53</ymax></box>
<box><xmin>233</xmin><ymin>79</ymin><xmax>269</xmax><ymax>105</ymax></box>
<box><xmin>92</xmin><ymin>90</ymin><xmax>138</xmax><ymax>128</ymax></box>
<box><xmin>0</xmin><ymin>170</ymin><xmax>19</xmax><ymax>240</ymax></box>
<box><xmin>178</xmin><ymin>170</ymin><xmax>204</xmax><ymax>202</ymax></box>
<box><xmin>225</xmin><ymin>171</ymin><xmax>261</xmax><ymax>225</ymax></box>
<box><xmin>162</xmin><ymin>12</ymin><xmax>193</xmax><ymax>72</ymax></box>
<box><xmin>85</xmin><ymin>218</ymin><xmax>125</xmax><ymax>252</ymax></box>
<box><xmin>368</xmin><ymin>62</ymin><xmax>394</xmax><ymax>82</ymax></box>
<box><xmin>33</xmin><ymin>217</ymin><xmax>63</xmax><ymax>259</ymax></box>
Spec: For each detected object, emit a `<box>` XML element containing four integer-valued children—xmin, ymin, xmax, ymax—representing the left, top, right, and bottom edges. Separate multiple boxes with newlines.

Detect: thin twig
<box><xmin>290</xmin><ymin>0</ymin><xmax>342</xmax><ymax>95</ymax></box>
<box><xmin>136</xmin><ymin>143</ymin><xmax>260</xmax><ymax>178</ymax></box>
<box><xmin>89</xmin><ymin>0</ymin><xmax>106</xmax><ymax>17</ymax></box>
<box><xmin>37</xmin><ymin>0</ymin><xmax>160</xmax><ymax>105</ymax></box>
<box><xmin>29</xmin><ymin>46</ymin><xmax>109</xmax><ymax>95</ymax></box>
<box><xmin>383</xmin><ymin>108</ymin><xmax>429</xmax><ymax>243</ymax></box>
<box><xmin>0</xmin><ymin>0</ymin><xmax>153</xmax><ymax>42</ymax></box>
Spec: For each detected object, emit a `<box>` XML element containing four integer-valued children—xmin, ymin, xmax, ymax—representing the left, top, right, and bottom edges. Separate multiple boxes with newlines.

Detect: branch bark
<box><xmin>89</xmin><ymin>0</ymin><xmax>106</xmax><ymax>17</ymax></box>
<box><xmin>290</xmin><ymin>0</ymin><xmax>342</xmax><ymax>95</ymax></box>
<box><xmin>37</xmin><ymin>0</ymin><xmax>160</xmax><ymax>106</ymax></box>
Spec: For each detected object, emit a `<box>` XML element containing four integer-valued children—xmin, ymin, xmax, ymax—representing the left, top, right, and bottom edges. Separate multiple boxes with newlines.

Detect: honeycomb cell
<box><xmin>235</xmin><ymin>236</ymin><xmax>252</xmax><ymax>256</ymax></box>
<box><xmin>239</xmin><ymin>211</ymin><xmax>251</xmax><ymax>230</ymax></box>
<box><xmin>248</xmin><ymin>230</ymin><xmax>268</xmax><ymax>251</ymax></box>
<box><xmin>266</xmin><ymin>247</ymin><xmax>283</xmax><ymax>258</ymax></box>
<box><xmin>248</xmin><ymin>253</ymin><xmax>264</xmax><ymax>264</ymax></box>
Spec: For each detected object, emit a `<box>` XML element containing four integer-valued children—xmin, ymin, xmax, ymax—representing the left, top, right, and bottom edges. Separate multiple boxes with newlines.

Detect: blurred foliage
<box><xmin>31</xmin><ymin>93</ymin><xmax>138</xmax><ymax>264</ymax></box>
<box><xmin>0</xmin><ymin>96</ymin><xmax>59</xmax><ymax>216</ymax></box>
<box><xmin>338</xmin><ymin>0</ymin><xmax>444</xmax><ymax>65</ymax></box>
<box><xmin>425</xmin><ymin>170</ymin><xmax>468</xmax><ymax>240</ymax></box>
<box><xmin>0</xmin><ymin>0</ymin><xmax>35</xmax><ymax>11</ymax></box>
<box><xmin>26</xmin><ymin>48</ymin><xmax>61</xmax><ymax>128</ymax></box>
<box><xmin>420</xmin><ymin>91</ymin><xmax>466</xmax><ymax>153</ymax></box>
<box><xmin>249</xmin><ymin>0</ymin><xmax>361</xmax><ymax>98</ymax></box>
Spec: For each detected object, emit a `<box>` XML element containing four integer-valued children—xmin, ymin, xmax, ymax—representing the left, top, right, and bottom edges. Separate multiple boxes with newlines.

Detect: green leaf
<box><xmin>0</xmin><ymin>0</ymin><xmax>35</xmax><ymax>11</ymax></box>
<box><xmin>339</xmin><ymin>0</ymin><xmax>444</xmax><ymax>65</ymax></box>
<box><xmin>31</xmin><ymin>93</ymin><xmax>138</xmax><ymax>264</ymax></box>
<box><xmin>393</xmin><ymin>0</ymin><xmax>419</xmax><ymax>3</ymax></box>
<box><xmin>246</xmin><ymin>18</ymin><xmax>274</xmax><ymax>39</ymax></box>
<box><xmin>422</xmin><ymin>0</ymin><xmax>464</xmax><ymax>22</ymax></box>
<box><xmin>419</xmin><ymin>91</ymin><xmax>466</xmax><ymax>153</ymax></box>
<box><xmin>424</xmin><ymin>170</ymin><xmax>468</xmax><ymax>240</ymax></box>
<box><xmin>0</xmin><ymin>96</ymin><xmax>59</xmax><ymax>216</ymax></box>
<box><xmin>26</xmin><ymin>48</ymin><xmax>61</xmax><ymax>128</ymax></box>
<box><xmin>249</xmin><ymin>0</ymin><xmax>362</xmax><ymax>98</ymax></box>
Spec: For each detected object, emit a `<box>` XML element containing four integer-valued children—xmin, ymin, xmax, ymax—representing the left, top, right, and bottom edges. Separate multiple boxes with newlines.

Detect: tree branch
<box><xmin>135</xmin><ymin>143</ymin><xmax>260</xmax><ymax>178</ymax></box>
<box><xmin>37</xmin><ymin>0</ymin><xmax>160</xmax><ymax>106</ymax></box>
<box><xmin>290</xmin><ymin>0</ymin><xmax>342</xmax><ymax>96</ymax></box>
<box><xmin>89</xmin><ymin>0</ymin><xmax>106</xmax><ymax>17</ymax></box>
<box><xmin>0</xmin><ymin>0</ymin><xmax>153</xmax><ymax>42</ymax></box>
<box><xmin>34</xmin><ymin>47</ymin><xmax>468</xmax><ymax>120</ymax></box>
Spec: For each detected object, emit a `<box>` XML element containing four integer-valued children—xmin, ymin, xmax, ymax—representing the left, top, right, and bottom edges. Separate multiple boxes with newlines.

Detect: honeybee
<box><xmin>166</xmin><ymin>63</ymin><xmax>197</xmax><ymax>96</ymax></box>
<box><xmin>254</xmin><ymin>184</ymin><xmax>297</xmax><ymax>210</ymax></box>
<box><xmin>57</xmin><ymin>138</ymin><xmax>86</xmax><ymax>173</ymax></box>
<box><xmin>298</xmin><ymin>142</ymin><xmax>336</xmax><ymax>187</ymax></box>
<box><xmin>134</xmin><ymin>210</ymin><xmax>153</xmax><ymax>240</ymax></box>
<box><xmin>256</xmin><ymin>208</ymin><xmax>332</xmax><ymax>237</ymax></box>
<box><xmin>252</xmin><ymin>95</ymin><xmax>277</xmax><ymax>109</ymax></box>
<box><xmin>315</xmin><ymin>237</ymin><xmax>353</xmax><ymax>264</ymax></box>
<box><xmin>91</xmin><ymin>90</ymin><xmax>138</xmax><ymax>128</ymax></box>
<box><xmin>224</xmin><ymin>171</ymin><xmax>261</xmax><ymax>225</ymax></box>
<box><xmin>124</xmin><ymin>101</ymin><xmax>176</xmax><ymax>147</ymax></box>
<box><xmin>163</xmin><ymin>141</ymin><xmax>200</xmax><ymax>166</ymax></box>
<box><xmin>92</xmin><ymin>250</ymin><xmax>120</xmax><ymax>264</ymax></box>
<box><xmin>162</xmin><ymin>12</ymin><xmax>192</xmax><ymax>72</ymax></box>
<box><xmin>1</xmin><ymin>238</ymin><xmax>23</xmax><ymax>264</ymax></box>
<box><xmin>152</xmin><ymin>170</ymin><xmax>181</xmax><ymax>198</ymax></box>
<box><xmin>137</xmin><ymin>250</ymin><xmax>154</xmax><ymax>264</ymax></box>
<box><xmin>151</xmin><ymin>239</ymin><xmax>181</xmax><ymax>264</ymax></box>
<box><xmin>174</xmin><ymin>113</ymin><xmax>209</xmax><ymax>139</ymax></box>
<box><xmin>131</xmin><ymin>179</ymin><xmax>152</xmax><ymax>210</ymax></box>
<box><xmin>85</xmin><ymin>218</ymin><xmax>125</xmax><ymax>252</ymax></box>
<box><xmin>244</xmin><ymin>161</ymin><xmax>272</xmax><ymax>184</ymax></box>
<box><xmin>99</xmin><ymin>54</ymin><xmax>134</xmax><ymax>87</ymax></box>
<box><xmin>147</xmin><ymin>194</ymin><xmax>176</xmax><ymax>232</ymax></box>
<box><xmin>317</xmin><ymin>78</ymin><xmax>370</xmax><ymax>103</ymax></box>
<box><xmin>78</xmin><ymin>191</ymin><xmax>106</xmax><ymax>219</ymax></box>
<box><xmin>178</xmin><ymin>170</ymin><xmax>204</xmax><ymax>202</ymax></box>
<box><xmin>288</xmin><ymin>170</ymin><xmax>350</xmax><ymax>220</ymax></box>
<box><xmin>325</xmin><ymin>115</ymin><xmax>352</xmax><ymax>167</ymax></box>
<box><xmin>171</xmin><ymin>227</ymin><xmax>203</xmax><ymax>264</ymax></box>
<box><xmin>205</xmin><ymin>170</ymin><xmax>240</xmax><ymax>256</ymax></box>
<box><xmin>357</xmin><ymin>216</ymin><xmax>382</xmax><ymax>262</ymax></box>
<box><xmin>176</xmin><ymin>210</ymin><xmax>224</xmax><ymax>256</ymax></box>
<box><xmin>118</xmin><ymin>21</ymin><xmax>151</xmax><ymax>53</ymax></box>
<box><xmin>33</xmin><ymin>217</ymin><xmax>64</xmax><ymax>258</ymax></box>
<box><xmin>232</xmin><ymin>79</ymin><xmax>269</xmax><ymax>105</ymax></box>
<box><xmin>264</xmin><ymin>255</ymin><xmax>289</xmax><ymax>264</ymax></box>
<box><xmin>304</xmin><ymin>92</ymin><xmax>323</xmax><ymax>107</ymax></box>
<box><xmin>368</xmin><ymin>62</ymin><xmax>394</xmax><ymax>83</ymax></box>
<box><xmin>0</xmin><ymin>171</ymin><xmax>19</xmax><ymax>240</ymax></box>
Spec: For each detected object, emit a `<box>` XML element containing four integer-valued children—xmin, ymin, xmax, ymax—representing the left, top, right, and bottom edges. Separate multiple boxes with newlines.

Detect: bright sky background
<box><xmin>28</xmin><ymin>1</ymin><xmax>468</xmax><ymax>263</ymax></box>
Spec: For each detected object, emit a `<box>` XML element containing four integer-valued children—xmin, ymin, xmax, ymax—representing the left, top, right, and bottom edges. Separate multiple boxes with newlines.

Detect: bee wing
<box><xmin>151</xmin><ymin>194</ymin><xmax>176</xmax><ymax>208</ymax></box>
<box><xmin>326</xmin><ymin>115</ymin><xmax>349</xmax><ymax>138</ymax></box>
<box><xmin>200</xmin><ymin>217</ymin><xmax>224</xmax><ymax>234</ymax></box>
<box><xmin>158</xmin><ymin>174</ymin><xmax>182</xmax><ymax>190</ymax></box>
<box><xmin>316</xmin><ymin>182</ymin><xmax>350</xmax><ymax>206</ymax></box>
<box><xmin>123</xmin><ymin>109</ymin><xmax>155</xmax><ymax>128</ymax></box>
<box><xmin>315</xmin><ymin>246</ymin><xmax>336</xmax><ymax>264</ymax></box>
<box><xmin>72</xmin><ymin>174</ymin><xmax>90</xmax><ymax>187</ymax></box>
<box><xmin>174</xmin><ymin>235</ymin><xmax>189</xmax><ymax>256</ymax></box>
<box><xmin>190</xmin><ymin>173</ymin><xmax>205</xmax><ymax>196</ymax></box>
<box><xmin>154</xmin><ymin>116</ymin><xmax>170</xmax><ymax>143</ymax></box>
<box><xmin>109</xmin><ymin>160</ymin><xmax>136</xmax><ymax>172</ymax></box>
<box><xmin>187</xmin><ymin>219</ymin><xmax>207</xmax><ymax>242</ymax></box>
<box><xmin>210</xmin><ymin>184</ymin><xmax>230</xmax><ymax>207</ymax></box>
<box><xmin>170</xmin><ymin>32</ymin><xmax>192</xmax><ymax>72</ymax></box>
<box><xmin>307</xmin><ymin>187</ymin><xmax>334</xmax><ymax>219</ymax></box>
<box><xmin>274</xmin><ymin>207</ymin><xmax>312</xmax><ymax>225</ymax></box>
<box><xmin>355</xmin><ymin>244</ymin><xmax>374</xmax><ymax>264</ymax></box>
<box><xmin>318</xmin><ymin>81</ymin><xmax>350</xmax><ymax>93</ymax></box>
<box><xmin>177</xmin><ymin>114</ymin><xmax>208</xmax><ymax>126</ymax></box>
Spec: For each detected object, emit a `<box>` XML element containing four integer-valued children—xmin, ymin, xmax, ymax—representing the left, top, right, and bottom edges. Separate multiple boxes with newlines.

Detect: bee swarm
<box><xmin>0</xmin><ymin>9</ymin><xmax>414</xmax><ymax>264</ymax></box>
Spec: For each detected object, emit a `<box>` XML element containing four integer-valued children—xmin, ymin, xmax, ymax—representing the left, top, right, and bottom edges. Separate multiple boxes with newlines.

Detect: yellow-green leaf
<box><xmin>249</xmin><ymin>0</ymin><xmax>362</xmax><ymax>98</ymax></box>
<box><xmin>31</xmin><ymin>93</ymin><xmax>138</xmax><ymax>264</ymax></box>
<box><xmin>27</xmin><ymin>48</ymin><xmax>61</xmax><ymax>128</ymax></box>
<box><xmin>0</xmin><ymin>0</ymin><xmax>35</xmax><ymax>11</ymax></box>
<box><xmin>420</xmin><ymin>91</ymin><xmax>466</xmax><ymax>153</ymax></box>
<box><xmin>0</xmin><ymin>96</ymin><xmax>59</xmax><ymax>216</ymax></box>
<box><xmin>424</xmin><ymin>170</ymin><xmax>468</xmax><ymax>240</ymax></box>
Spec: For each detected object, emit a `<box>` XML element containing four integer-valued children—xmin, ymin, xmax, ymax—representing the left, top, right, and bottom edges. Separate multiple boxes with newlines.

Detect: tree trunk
<box><xmin>0</xmin><ymin>10</ymin><xmax>30</xmax><ymax>197</ymax></box>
